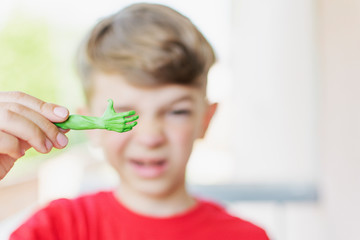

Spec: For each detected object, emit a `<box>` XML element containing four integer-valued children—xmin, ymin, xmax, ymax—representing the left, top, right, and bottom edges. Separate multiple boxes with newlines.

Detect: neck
<box><xmin>114</xmin><ymin>182</ymin><xmax>197</xmax><ymax>217</ymax></box>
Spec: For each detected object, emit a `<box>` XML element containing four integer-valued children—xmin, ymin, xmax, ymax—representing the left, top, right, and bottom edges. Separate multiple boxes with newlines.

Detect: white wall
<box><xmin>318</xmin><ymin>0</ymin><xmax>360</xmax><ymax>239</ymax></box>
<box><xmin>230</xmin><ymin>0</ymin><xmax>318</xmax><ymax>184</ymax></box>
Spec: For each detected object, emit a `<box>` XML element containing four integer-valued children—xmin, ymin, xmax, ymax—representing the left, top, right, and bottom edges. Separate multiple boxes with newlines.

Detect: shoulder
<box><xmin>198</xmin><ymin>199</ymin><xmax>269</xmax><ymax>239</ymax></box>
<box><xmin>10</xmin><ymin>191</ymin><xmax>114</xmax><ymax>240</ymax></box>
<box><xmin>36</xmin><ymin>191</ymin><xmax>112</xmax><ymax>216</ymax></box>
<box><xmin>49</xmin><ymin>191</ymin><xmax>113</xmax><ymax>208</ymax></box>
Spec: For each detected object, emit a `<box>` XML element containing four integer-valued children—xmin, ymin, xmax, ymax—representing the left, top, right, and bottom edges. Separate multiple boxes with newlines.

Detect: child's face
<box><xmin>88</xmin><ymin>72</ymin><xmax>216</xmax><ymax>197</ymax></box>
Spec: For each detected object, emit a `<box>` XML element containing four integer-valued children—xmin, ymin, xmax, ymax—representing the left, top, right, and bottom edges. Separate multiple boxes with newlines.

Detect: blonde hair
<box><xmin>77</xmin><ymin>3</ymin><xmax>216</xmax><ymax>99</ymax></box>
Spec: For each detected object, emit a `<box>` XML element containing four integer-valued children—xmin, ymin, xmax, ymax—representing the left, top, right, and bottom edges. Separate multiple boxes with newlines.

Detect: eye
<box><xmin>170</xmin><ymin>109</ymin><xmax>192</xmax><ymax>115</ymax></box>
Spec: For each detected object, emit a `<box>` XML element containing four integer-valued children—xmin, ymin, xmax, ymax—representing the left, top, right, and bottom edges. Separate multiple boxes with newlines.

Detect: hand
<box><xmin>102</xmin><ymin>99</ymin><xmax>138</xmax><ymax>133</ymax></box>
<box><xmin>0</xmin><ymin>91</ymin><xmax>69</xmax><ymax>180</ymax></box>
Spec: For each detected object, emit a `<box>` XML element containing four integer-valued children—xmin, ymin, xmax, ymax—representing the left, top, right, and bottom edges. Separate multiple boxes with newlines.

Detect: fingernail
<box><xmin>45</xmin><ymin>138</ymin><xmax>53</xmax><ymax>151</ymax></box>
<box><xmin>54</xmin><ymin>107</ymin><xmax>68</xmax><ymax>118</ymax></box>
<box><xmin>57</xmin><ymin>132</ymin><xmax>68</xmax><ymax>147</ymax></box>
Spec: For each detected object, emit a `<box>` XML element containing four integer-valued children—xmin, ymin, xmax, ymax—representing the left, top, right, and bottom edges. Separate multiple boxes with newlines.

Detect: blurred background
<box><xmin>0</xmin><ymin>0</ymin><xmax>359</xmax><ymax>239</ymax></box>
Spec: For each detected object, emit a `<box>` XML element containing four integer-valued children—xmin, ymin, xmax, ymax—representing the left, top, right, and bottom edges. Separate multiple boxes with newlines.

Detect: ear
<box><xmin>199</xmin><ymin>102</ymin><xmax>218</xmax><ymax>139</ymax></box>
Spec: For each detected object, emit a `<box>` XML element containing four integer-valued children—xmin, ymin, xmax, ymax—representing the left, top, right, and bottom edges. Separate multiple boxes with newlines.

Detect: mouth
<box><xmin>129</xmin><ymin>158</ymin><xmax>168</xmax><ymax>178</ymax></box>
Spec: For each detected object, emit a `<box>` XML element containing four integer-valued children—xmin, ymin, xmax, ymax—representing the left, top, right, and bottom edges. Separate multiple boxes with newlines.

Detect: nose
<box><xmin>134</xmin><ymin>117</ymin><xmax>166</xmax><ymax>148</ymax></box>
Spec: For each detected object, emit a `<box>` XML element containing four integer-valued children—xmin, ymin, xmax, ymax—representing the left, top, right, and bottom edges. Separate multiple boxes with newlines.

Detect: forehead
<box><xmin>90</xmin><ymin>72</ymin><xmax>205</xmax><ymax>109</ymax></box>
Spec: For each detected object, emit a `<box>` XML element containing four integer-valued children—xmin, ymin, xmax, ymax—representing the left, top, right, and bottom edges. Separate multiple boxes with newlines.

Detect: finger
<box><xmin>59</xmin><ymin>128</ymin><xmax>70</xmax><ymax>134</ymax></box>
<box><xmin>0</xmin><ymin>155</ymin><xmax>16</xmax><ymax>180</ymax></box>
<box><xmin>124</xmin><ymin>115</ymin><xmax>139</xmax><ymax>123</ymax></box>
<box><xmin>0</xmin><ymin>91</ymin><xmax>69</xmax><ymax>122</ymax></box>
<box><xmin>19</xmin><ymin>140</ymin><xmax>31</xmax><ymax>154</ymax></box>
<box><xmin>0</xmin><ymin>130</ymin><xmax>24</xmax><ymax>159</ymax></box>
<box><xmin>119</xmin><ymin>110</ymin><xmax>136</xmax><ymax>117</ymax></box>
<box><xmin>126</xmin><ymin>121</ymin><xmax>138</xmax><ymax>128</ymax></box>
<box><xmin>1</xmin><ymin>103</ymin><xmax>68</xmax><ymax>149</ymax></box>
<box><xmin>0</xmin><ymin>109</ymin><xmax>52</xmax><ymax>153</ymax></box>
<box><xmin>122</xmin><ymin>128</ymin><xmax>132</xmax><ymax>133</ymax></box>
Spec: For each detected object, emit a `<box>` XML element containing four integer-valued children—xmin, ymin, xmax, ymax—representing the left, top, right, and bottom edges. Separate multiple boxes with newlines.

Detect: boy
<box><xmin>2</xmin><ymin>3</ymin><xmax>269</xmax><ymax>239</ymax></box>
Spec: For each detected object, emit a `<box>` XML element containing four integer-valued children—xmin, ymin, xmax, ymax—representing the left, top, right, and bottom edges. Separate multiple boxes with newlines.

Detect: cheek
<box><xmin>99</xmin><ymin>131</ymin><xmax>131</xmax><ymax>165</ymax></box>
<box><xmin>166</xmin><ymin>121</ymin><xmax>198</xmax><ymax>156</ymax></box>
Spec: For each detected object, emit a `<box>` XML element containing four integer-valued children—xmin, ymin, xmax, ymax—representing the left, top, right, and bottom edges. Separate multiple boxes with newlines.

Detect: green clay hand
<box><xmin>54</xmin><ymin>99</ymin><xmax>138</xmax><ymax>133</ymax></box>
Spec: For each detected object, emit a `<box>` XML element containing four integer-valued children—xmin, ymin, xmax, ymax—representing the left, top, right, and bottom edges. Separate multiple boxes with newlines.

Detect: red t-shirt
<box><xmin>10</xmin><ymin>191</ymin><xmax>269</xmax><ymax>240</ymax></box>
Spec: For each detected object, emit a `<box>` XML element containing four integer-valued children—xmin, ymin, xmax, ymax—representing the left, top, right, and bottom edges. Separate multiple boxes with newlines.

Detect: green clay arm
<box><xmin>54</xmin><ymin>115</ymin><xmax>104</xmax><ymax>130</ymax></box>
<box><xmin>54</xmin><ymin>99</ymin><xmax>138</xmax><ymax>133</ymax></box>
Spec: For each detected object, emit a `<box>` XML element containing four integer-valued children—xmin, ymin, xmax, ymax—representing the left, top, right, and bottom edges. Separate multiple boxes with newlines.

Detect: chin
<box><xmin>131</xmin><ymin>178</ymin><xmax>184</xmax><ymax>198</ymax></box>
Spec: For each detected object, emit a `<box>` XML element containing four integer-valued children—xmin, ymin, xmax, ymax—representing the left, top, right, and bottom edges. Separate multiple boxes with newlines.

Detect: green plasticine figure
<box><xmin>54</xmin><ymin>99</ymin><xmax>138</xmax><ymax>133</ymax></box>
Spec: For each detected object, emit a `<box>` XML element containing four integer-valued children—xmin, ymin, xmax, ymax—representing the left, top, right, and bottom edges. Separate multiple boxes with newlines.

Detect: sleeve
<box><xmin>9</xmin><ymin>199</ymin><xmax>75</xmax><ymax>240</ymax></box>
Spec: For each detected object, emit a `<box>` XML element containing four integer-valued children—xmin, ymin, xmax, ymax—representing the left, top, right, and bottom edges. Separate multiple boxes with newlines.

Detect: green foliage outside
<box><xmin>0</xmin><ymin>11</ymin><xmax>86</xmax><ymax>173</ymax></box>
<box><xmin>0</xmin><ymin>12</ymin><xmax>57</xmax><ymax>102</ymax></box>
